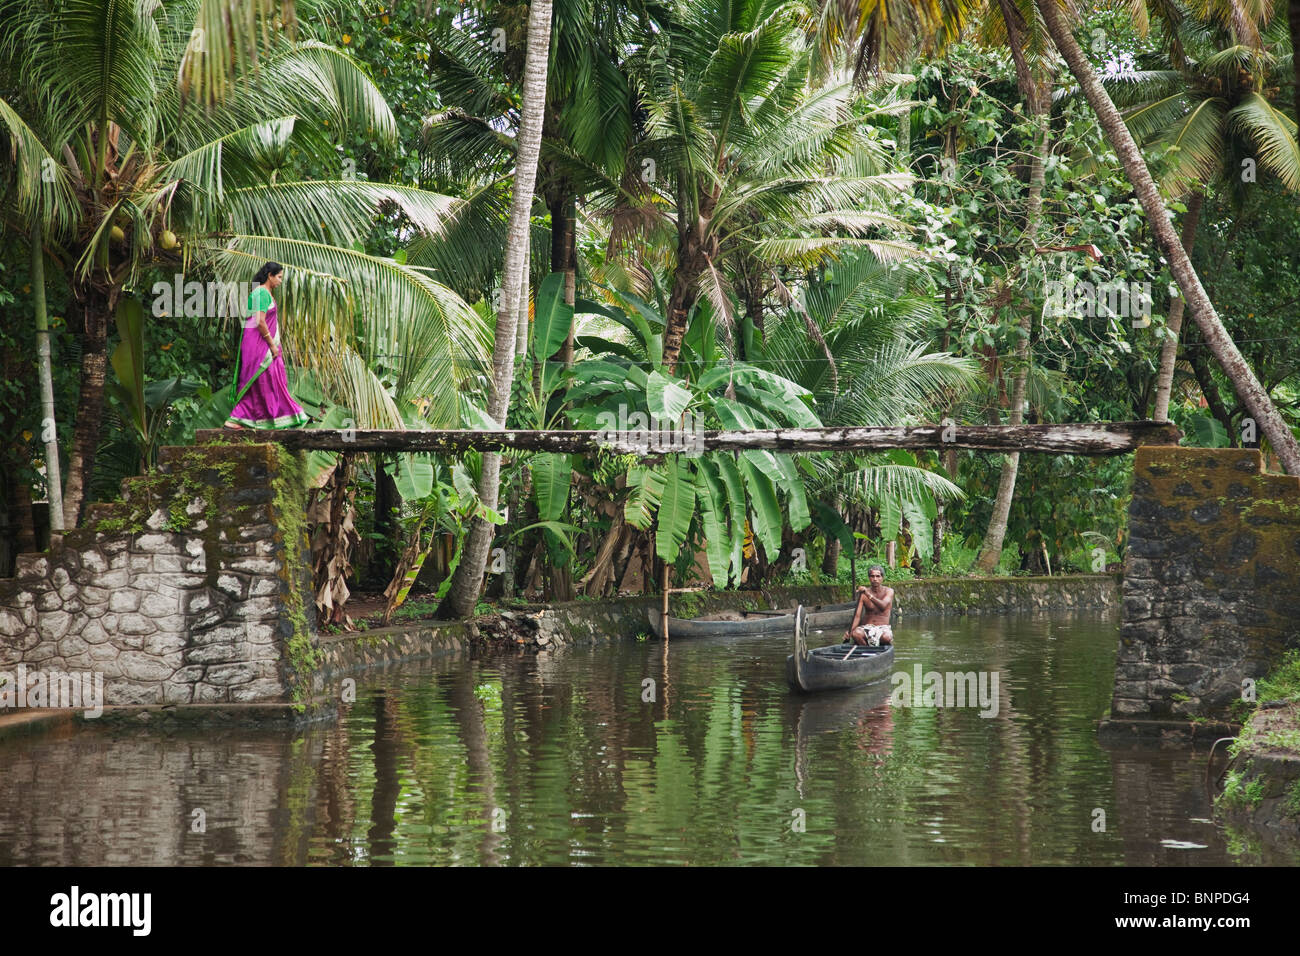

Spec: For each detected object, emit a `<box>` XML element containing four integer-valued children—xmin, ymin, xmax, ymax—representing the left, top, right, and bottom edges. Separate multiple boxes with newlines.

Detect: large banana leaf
<box><xmin>902</xmin><ymin>499</ymin><xmax>933</xmax><ymax>563</ymax></box>
<box><xmin>394</xmin><ymin>454</ymin><xmax>435</xmax><ymax>501</ymax></box>
<box><xmin>742</xmin><ymin>448</ymin><xmax>784</xmax><ymax>484</ymax></box>
<box><xmin>878</xmin><ymin>495</ymin><xmax>902</xmax><ymax>544</ymax></box>
<box><xmin>574</xmin><ymin>335</ymin><xmax>643</xmax><ymax>363</ymax></box>
<box><xmin>532</xmin><ymin>452</ymin><xmax>572</xmax><ymax>523</ymax></box>
<box><xmin>740</xmin><ymin>455</ymin><xmax>782</xmax><ymax>560</ymax></box>
<box><xmin>714</xmin><ymin>453</ymin><xmax>748</xmax><ymax>581</ymax></box>
<box><xmin>533</xmin><ymin>272</ymin><xmax>574</xmax><ymax>364</ymax></box>
<box><xmin>576</xmin><ymin>294</ymin><xmax>663</xmax><ymax>368</ymax></box>
<box><xmin>646</xmin><ymin>370</ymin><xmax>692</xmax><ymax>422</ymax></box>
<box><xmin>811</xmin><ymin>501</ymin><xmax>853</xmax><ymax>550</ymax></box>
<box><xmin>570</xmin><ymin>359</ymin><xmax>649</xmax><ymax>392</ymax></box>
<box><xmin>694</xmin><ymin>459</ymin><xmax>733</xmax><ymax>587</ymax></box>
<box><xmin>624</xmin><ymin>464</ymin><xmax>666</xmax><ymax>529</ymax></box>
<box><xmin>655</xmin><ymin>457</ymin><xmax>696</xmax><ymax>564</ymax></box>
<box><xmin>772</xmin><ymin>452</ymin><xmax>810</xmax><ymax>532</ymax></box>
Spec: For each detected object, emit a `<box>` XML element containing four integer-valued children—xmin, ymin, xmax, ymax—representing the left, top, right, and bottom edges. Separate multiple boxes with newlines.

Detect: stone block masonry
<box><xmin>0</xmin><ymin>443</ymin><xmax>314</xmax><ymax>708</ymax></box>
<box><xmin>1111</xmin><ymin>446</ymin><xmax>1300</xmax><ymax>723</ymax></box>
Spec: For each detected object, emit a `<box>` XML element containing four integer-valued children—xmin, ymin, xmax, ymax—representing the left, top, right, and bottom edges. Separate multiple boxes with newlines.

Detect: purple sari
<box><xmin>228</xmin><ymin>290</ymin><xmax>309</xmax><ymax>428</ymax></box>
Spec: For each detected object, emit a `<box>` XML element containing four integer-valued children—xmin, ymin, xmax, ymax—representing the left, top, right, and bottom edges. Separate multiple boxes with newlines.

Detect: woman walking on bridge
<box><xmin>224</xmin><ymin>262</ymin><xmax>310</xmax><ymax>429</ymax></box>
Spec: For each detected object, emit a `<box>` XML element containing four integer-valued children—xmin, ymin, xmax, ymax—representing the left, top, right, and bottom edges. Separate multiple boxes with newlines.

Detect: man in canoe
<box><xmin>845</xmin><ymin>565</ymin><xmax>894</xmax><ymax>646</ymax></box>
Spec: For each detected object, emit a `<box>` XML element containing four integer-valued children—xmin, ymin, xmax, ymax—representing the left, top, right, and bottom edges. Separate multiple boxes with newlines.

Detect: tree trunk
<box><xmin>514</xmin><ymin>225</ymin><xmax>531</xmax><ymax>360</ymax></box>
<box><xmin>662</xmin><ymin>191</ymin><xmax>718</xmax><ymax>374</ymax></box>
<box><xmin>372</xmin><ymin>454</ymin><xmax>400</xmax><ymax>584</ymax></box>
<box><xmin>1151</xmin><ymin>191</ymin><xmax>1204</xmax><ymax>421</ymax></box>
<box><xmin>820</xmin><ymin>535</ymin><xmax>840</xmax><ymax>577</ymax></box>
<box><xmin>439</xmin><ymin>0</ymin><xmax>554</xmax><ymax>619</ymax></box>
<box><xmin>62</xmin><ymin>288</ymin><xmax>112</xmax><ymax>529</ymax></box>
<box><xmin>820</xmin><ymin>494</ymin><xmax>843</xmax><ymax>577</ymax></box>
<box><xmin>976</xmin><ymin>16</ymin><xmax>1049</xmax><ymax>574</ymax></box>
<box><xmin>663</xmin><ymin>243</ymin><xmax>703</xmax><ymax>374</ymax></box>
<box><xmin>548</xmin><ymin>189</ymin><xmax>577</xmax><ymax>365</ymax></box>
<box><xmin>201</xmin><ymin>420</ymin><xmax>1181</xmax><ymax>455</ymax></box>
<box><xmin>32</xmin><ymin>218</ymin><xmax>64</xmax><ymax>535</ymax></box>
<box><xmin>1035</xmin><ymin>0</ymin><xmax>1300</xmax><ymax>475</ymax></box>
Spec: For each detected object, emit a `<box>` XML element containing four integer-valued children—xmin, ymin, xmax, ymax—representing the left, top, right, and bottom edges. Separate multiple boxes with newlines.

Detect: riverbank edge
<box><xmin>1214</xmin><ymin>702</ymin><xmax>1300</xmax><ymax>831</ymax></box>
<box><xmin>0</xmin><ymin>573</ymin><xmax>1118</xmax><ymax>737</ymax></box>
<box><xmin>309</xmin><ymin>573</ymin><xmax>1120</xmax><ymax>692</ymax></box>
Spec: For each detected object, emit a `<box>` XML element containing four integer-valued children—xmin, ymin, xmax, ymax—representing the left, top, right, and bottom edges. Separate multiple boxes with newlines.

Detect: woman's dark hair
<box><xmin>252</xmin><ymin>261</ymin><xmax>284</xmax><ymax>285</ymax></box>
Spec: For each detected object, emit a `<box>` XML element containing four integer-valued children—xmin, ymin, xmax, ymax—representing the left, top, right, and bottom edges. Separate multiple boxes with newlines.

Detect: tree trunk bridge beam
<box><xmin>197</xmin><ymin>422</ymin><xmax>1180</xmax><ymax>456</ymax></box>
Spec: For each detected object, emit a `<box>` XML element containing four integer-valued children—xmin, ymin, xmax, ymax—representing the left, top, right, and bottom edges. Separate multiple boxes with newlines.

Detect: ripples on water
<box><xmin>1</xmin><ymin>610</ymin><xmax>1295</xmax><ymax>865</ymax></box>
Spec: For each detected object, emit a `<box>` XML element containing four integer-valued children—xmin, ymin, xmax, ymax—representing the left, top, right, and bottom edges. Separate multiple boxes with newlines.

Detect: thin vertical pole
<box><xmin>32</xmin><ymin>216</ymin><xmax>64</xmax><ymax>535</ymax></box>
<box><xmin>661</xmin><ymin>560</ymin><xmax>670</xmax><ymax>642</ymax></box>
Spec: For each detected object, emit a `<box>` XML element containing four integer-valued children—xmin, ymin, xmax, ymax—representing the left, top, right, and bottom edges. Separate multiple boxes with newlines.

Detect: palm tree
<box><xmin>795</xmin><ymin>0</ymin><xmax>1056</xmax><ymax>570</ymax></box>
<box><xmin>811</xmin><ymin>0</ymin><xmax>1300</xmax><ymax>475</ymax></box>
<box><xmin>439</xmin><ymin>0</ymin><xmax>556</xmax><ymax>619</ymax></box>
<box><xmin>1097</xmin><ymin>3</ymin><xmax>1300</xmax><ymax>420</ymax></box>
<box><xmin>1033</xmin><ymin>0</ymin><xmax>1300</xmax><ymax>474</ymax></box>
<box><xmin>635</xmin><ymin>0</ymin><xmax>917</xmax><ymax>373</ymax></box>
<box><xmin>0</xmin><ymin>0</ymin><xmax>488</xmax><ymax>527</ymax></box>
<box><xmin>415</xmin><ymin>0</ymin><xmax>640</xmax><ymax>320</ymax></box>
<box><xmin>761</xmin><ymin>251</ymin><xmax>977</xmax><ymax>570</ymax></box>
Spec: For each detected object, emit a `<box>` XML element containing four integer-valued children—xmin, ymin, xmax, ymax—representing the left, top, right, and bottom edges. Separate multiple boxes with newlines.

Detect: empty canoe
<box><xmin>646</xmin><ymin>600</ymin><xmax>859</xmax><ymax>640</ymax></box>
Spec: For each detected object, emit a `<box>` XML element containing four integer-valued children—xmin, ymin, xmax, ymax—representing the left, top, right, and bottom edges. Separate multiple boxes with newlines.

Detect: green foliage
<box><xmin>568</xmin><ymin>289</ymin><xmax>822</xmax><ymax>581</ymax></box>
<box><xmin>1258</xmin><ymin>651</ymin><xmax>1300</xmax><ymax>704</ymax></box>
<box><xmin>1219</xmin><ymin>769</ymin><xmax>1266</xmax><ymax>809</ymax></box>
<box><xmin>105</xmin><ymin>298</ymin><xmax>202</xmax><ymax>472</ymax></box>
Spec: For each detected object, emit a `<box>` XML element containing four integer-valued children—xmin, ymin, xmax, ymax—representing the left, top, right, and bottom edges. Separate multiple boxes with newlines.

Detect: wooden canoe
<box><xmin>646</xmin><ymin>600</ymin><xmax>858</xmax><ymax>640</ymax></box>
<box><xmin>786</xmin><ymin>605</ymin><xmax>894</xmax><ymax>693</ymax></box>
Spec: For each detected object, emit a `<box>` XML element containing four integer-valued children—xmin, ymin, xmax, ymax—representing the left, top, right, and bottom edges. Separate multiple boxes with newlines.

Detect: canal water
<box><xmin>1</xmin><ymin>610</ymin><xmax>1295</xmax><ymax>865</ymax></box>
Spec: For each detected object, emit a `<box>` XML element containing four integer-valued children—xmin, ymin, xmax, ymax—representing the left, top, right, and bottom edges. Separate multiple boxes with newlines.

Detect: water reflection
<box><xmin>1</xmin><ymin>610</ymin><xmax>1298</xmax><ymax>866</ymax></box>
<box><xmin>790</xmin><ymin>682</ymin><xmax>893</xmax><ymax>799</ymax></box>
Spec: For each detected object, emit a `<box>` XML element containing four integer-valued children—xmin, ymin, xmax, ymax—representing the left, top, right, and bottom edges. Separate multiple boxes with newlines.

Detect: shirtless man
<box><xmin>845</xmin><ymin>565</ymin><xmax>894</xmax><ymax>646</ymax></box>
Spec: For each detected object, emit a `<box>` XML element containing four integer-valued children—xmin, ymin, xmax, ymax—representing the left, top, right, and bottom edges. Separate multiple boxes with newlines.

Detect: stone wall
<box><xmin>0</xmin><ymin>443</ymin><xmax>313</xmax><ymax>707</ymax></box>
<box><xmin>1113</xmin><ymin>446</ymin><xmax>1300</xmax><ymax>722</ymax></box>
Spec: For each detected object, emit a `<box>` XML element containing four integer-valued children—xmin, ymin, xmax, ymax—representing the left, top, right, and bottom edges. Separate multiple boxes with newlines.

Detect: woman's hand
<box><xmin>272</xmin><ymin>341</ymin><xmax>282</xmax><ymax>360</ymax></box>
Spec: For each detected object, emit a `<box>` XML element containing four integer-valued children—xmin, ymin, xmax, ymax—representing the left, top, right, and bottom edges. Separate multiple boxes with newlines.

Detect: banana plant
<box><xmin>566</xmin><ymin>288</ymin><xmax>820</xmax><ymax>585</ymax></box>
<box><xmin>512</xmin><ymin>272</ymin><xmax>584</xmax><ymax>573</ymax></box>
<box><xmin>382</xmin><ymin>454</ymin><xmax>506</xmax><ymax>623</ymax></box>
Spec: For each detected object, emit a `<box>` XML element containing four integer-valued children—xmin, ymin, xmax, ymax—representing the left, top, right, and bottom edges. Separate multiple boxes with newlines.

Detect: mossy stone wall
<box><xmin>0</xmin><ymin>443</ymin><xmax>313</xmax><ymax>707</ymax></box>
<box><xmin>1116</xmin><ymin>446</ymin><xmax>1300</xmax><ymax>721</ymax></box>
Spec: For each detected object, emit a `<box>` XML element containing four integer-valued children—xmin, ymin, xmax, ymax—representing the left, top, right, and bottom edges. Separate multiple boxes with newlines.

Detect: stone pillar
<box><xmin>1107</xmin><ymin>447</ymin><xmax>1300</xmax><ymax>731</ymax></box>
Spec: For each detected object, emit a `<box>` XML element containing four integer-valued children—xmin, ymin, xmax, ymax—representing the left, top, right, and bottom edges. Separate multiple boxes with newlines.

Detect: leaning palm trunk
<box><xmin>1036</xmin><ymin>0</ymin><xmax>1300</xmax><ymax>475</ymax></box>
<box><xmin>31</xmin><ymin>218</ymin><xmax>64</xmax><ymax>534</ymax></box>
<box><xmin>441</xmin><ymin>0</ymin><xmax>554</xmax><ymax>619</ymax></box>
<box><xmin>1151</xmin><ymin>191</ymin><xmax>1204</xmax><ymax>421</ymax></box>
<box><xmin>976</xmin><ymin>13</ymin><xmax>1049</xmax><ymax>574</ymax></box>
